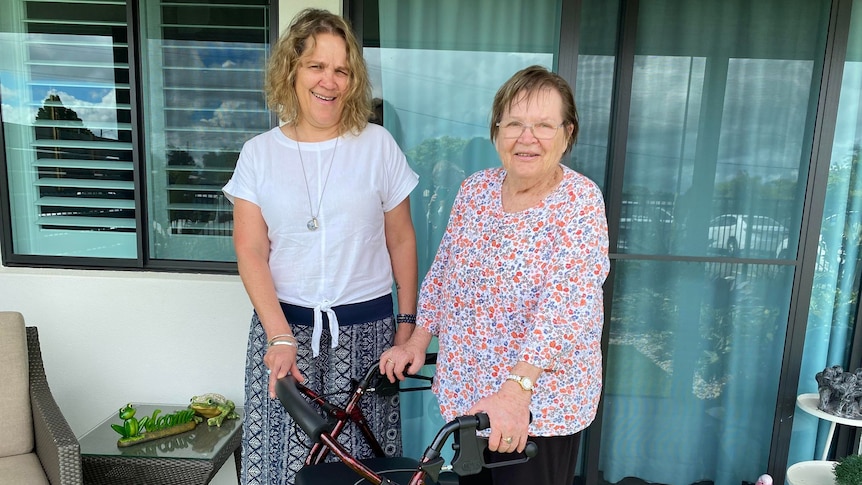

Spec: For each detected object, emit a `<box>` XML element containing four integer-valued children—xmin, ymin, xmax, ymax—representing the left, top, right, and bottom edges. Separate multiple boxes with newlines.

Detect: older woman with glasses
<box><xmin>380</xmin><ymin>65</ymin><xmax>609</xmax><ymax>485</ymax></box>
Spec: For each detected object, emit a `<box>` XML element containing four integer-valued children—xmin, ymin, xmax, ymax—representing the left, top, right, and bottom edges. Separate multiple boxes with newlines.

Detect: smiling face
<box><xmin>294</xmin><ymin>32</ymin><xmax>349</xmax><ymax>139</ymax></box>
<box><xmin>495</xmin><ymin>87</ymin><xmax>573</xmax><ymax>186</ymax></box>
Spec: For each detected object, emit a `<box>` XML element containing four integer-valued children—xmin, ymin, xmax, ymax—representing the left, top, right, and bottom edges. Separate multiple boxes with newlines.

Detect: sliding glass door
<box><xmin>598</xmin><ymin>1</ymin><xmax>830</xmax><ymax>484</ymax></box>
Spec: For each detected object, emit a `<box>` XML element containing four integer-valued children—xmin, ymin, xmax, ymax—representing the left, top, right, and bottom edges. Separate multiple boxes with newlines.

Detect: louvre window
<box><xmin>0</xmin><ymin>0</ymin><xmax>271</xmax><ymax>267</ymax></box>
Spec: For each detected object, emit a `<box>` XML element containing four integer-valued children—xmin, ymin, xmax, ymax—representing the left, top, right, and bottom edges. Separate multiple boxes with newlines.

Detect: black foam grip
<box><xmin>275</xmin><ymin>375</ymin><xmax>332</xmax><ymax>440</ymax></box>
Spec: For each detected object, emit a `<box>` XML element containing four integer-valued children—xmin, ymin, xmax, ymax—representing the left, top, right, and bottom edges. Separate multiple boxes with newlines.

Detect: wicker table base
<box><xmin>80</xmin><ymin>404</ymin><xmax>242</xmax><ymax>485</ymax></box>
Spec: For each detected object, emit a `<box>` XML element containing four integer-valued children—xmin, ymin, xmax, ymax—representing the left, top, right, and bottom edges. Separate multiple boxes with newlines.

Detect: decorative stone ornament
<box><xmin>815</xmin><ymin>365</ymin><xmax>862</xmax><ymax>419</ymax></box>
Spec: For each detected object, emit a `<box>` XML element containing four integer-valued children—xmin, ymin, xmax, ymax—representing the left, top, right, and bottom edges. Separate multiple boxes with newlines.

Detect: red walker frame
<box><xmin>275</xmin><ymin>354</ymin><xmax>536</xmax><ymax>485</ymax></box>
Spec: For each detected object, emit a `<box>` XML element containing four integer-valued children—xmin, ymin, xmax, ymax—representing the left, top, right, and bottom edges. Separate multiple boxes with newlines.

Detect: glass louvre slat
<box><xmin>31</xmin><ymin>139</ymin><xmax>133</xmax><ymax>151</ymax></box>
<box><xmin>37</xmin><ymin>216</ymin><xmax>136</xmax><ymax>228</ymax></box>
<box><xmin>32</xmin><ymin>159</ymin><xmax>132</xmax><ymax>171</ymax></box>
<box><xmin>160</xmin><ymin>23</ymin><xmax>265</xmax><ymax>30</ymax></box>
<box><xmin>167</xmin><ymin>203</ymin><xmax>232</xmax><ymax>211</ymax></box>
<box><xmin>26</xmin><ymin>60</ymin><xmax>130</xmax><ymax>69</ymax></box>
<box><xmin>33</xmin><ymin>121</ymin><xmax>133</xmax><ymax>131</ymax></box>
<box><xmin>165</xmin><ymin>66</ymin><xmax>260</xmax><ymax>72</ymax></box>
<box><xmin>37</xmin><ymin>197</ymin><xmax>135</xmax><ymax>209</ymax></box>
<box><xmin>165</xmin><ymin>127</ymin><xmax>261</xmax><ymax>135</ymax></box>
<box><xmin>25</xmin><ymin>39</ymin><xmax>128</xmax><ymax>48</ymax></box>
<box><xmin>23</xmin><ymin>19</ymin><xmax>125</xmax><ymax>27</ymax></box>
<box><xmin>32</xmin><ymin>179</ymin><xmax>134</xmax><ymax>190</ymax></box>
<box><xmin>25</xmin><ymin>0</ymin><xmax>124</xmax><ymax>4</ymax></box>
<box><xmin>29</xmin><ymin>82</ymin><xmax>131</xmax><ymax>93</ymax></box>
<box><xmin>167</xmin><ymin>184</ymin><xmax>227</xmax><ymax>192</ymax></box>
<box><xmin>165</xmin><ymin>107</ymin><xmax>261</xmax><ymax>113</ymax></box>
<box><xmin>161</xmin><ymin>2</ymin><xmax>265</xmax><ymax>8</ymax></box>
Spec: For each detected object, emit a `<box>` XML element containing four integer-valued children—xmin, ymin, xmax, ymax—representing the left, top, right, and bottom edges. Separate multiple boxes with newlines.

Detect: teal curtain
<box><xmin>789</xmin><ymin>0</ymin><xmax>862</xmax><ymax>465</ymax></box>
<box><xmin>600</xmin><ymin>2</ymin><xmax>830</xmax><ymax>484</ymax></box>
<box><xmin>367</xmin><ymin>0</ymin><xmax>564</xmax><ymax>459</ymax></box>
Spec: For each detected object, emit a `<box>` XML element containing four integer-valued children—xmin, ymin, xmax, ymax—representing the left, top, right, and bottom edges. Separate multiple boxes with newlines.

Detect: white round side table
<box><xmin>785</xmin><ymin>460</ymin><xmax>837</xmax><ymax>485</ymax></box>
<box><xmin>796</xmin><ymin>393</ymin><xmax>862</xmax><ymax>459</ymax></box>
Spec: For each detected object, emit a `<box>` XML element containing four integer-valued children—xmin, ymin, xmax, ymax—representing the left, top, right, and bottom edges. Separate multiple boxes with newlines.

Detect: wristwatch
<box><xmin>506</xmin><ymin>374</ymin><xmax>534</xmax><ymax>393</ymax></box>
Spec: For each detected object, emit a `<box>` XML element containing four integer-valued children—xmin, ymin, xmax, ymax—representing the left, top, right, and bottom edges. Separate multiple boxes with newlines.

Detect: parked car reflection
<box><xmin>775</xmin><ymin>211</ymin><xmax>862</xmax><ymax>272</ymax></box>
<box><xmin>707</xmin><ymin>214</ymin><xmax>788</xmax><ymax>258</ymax></box>
<box><xmin>618</xmin><ymin>203</ymin><xmax>673</xmax><ymax>254</ymax></box>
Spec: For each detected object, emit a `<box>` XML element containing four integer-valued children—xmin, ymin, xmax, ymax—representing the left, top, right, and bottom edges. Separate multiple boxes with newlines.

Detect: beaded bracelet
<box><xmin>396</xmin><ymin>313</ymin><xmax>416</xmax><ymax>324</ymax></box>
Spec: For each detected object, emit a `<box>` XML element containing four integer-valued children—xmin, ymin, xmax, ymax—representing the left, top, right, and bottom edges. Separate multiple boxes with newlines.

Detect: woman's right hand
<box><xmin>265</xmin><ymin>345</ymin><xmax>304</xmax><ymax>399</ymax></box>
<box><xmin>379</xmin><ymin>342</ymin><xmax>426</xmax><ymax>383</ymax></box>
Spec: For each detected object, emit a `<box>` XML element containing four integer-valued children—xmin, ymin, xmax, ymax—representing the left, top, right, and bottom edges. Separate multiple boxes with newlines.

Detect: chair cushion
<box><xmin>0</xmin><ymin>453</ymin><xmax>50</xmax><ymax>485</ymax></box>
<box><xmin>0</xmin><ymin>312</ymin><xmax>34</xmax><ymax>457</ymax></box>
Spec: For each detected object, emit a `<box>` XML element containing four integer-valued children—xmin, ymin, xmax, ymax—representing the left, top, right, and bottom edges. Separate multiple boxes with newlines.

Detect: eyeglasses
<box><xmin>495</xmin><ymin>120</ymin><xmax>566</xmax><ymax>140</ymax></box>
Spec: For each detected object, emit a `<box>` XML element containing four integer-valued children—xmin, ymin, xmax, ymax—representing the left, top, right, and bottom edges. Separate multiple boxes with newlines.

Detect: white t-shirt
<box><xmin>223</xmin><ymin>123</ymin><xmax>418</xmax><ymax>311</ymax></box>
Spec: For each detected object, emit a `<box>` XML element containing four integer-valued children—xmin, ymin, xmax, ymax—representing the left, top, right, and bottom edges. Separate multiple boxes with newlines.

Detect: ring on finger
<box><xmin>386</xmin><ymin>358</ymin><xmax>395</xmax><ymax>365</ymax></box>
<box><xmin>503</xmin><ymin>436</ymin><xmax>513</xmax><ymax>444</ymax></box>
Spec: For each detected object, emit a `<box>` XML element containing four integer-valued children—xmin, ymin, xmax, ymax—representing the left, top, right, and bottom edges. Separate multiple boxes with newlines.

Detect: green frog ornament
<box><xmin>188</xmin><ymin>393</ymin><xmax>239</xmax><ymax>427</ymax></box>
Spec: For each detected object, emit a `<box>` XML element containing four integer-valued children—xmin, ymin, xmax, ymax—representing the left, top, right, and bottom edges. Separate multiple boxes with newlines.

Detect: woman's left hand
<box><xmin>466</xmin><ymin>384</ymin><xmax>532</xmax><ymax>453</ymax></box>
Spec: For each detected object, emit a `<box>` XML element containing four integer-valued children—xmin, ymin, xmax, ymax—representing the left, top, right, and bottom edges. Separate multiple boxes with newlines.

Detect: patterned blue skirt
<box><xmin>240</xmin><ymin>313</ymin><xmax>402</xmax><ymax>484</ymax></box>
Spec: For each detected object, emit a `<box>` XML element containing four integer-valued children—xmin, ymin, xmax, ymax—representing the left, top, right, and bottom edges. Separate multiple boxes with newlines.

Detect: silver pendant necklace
<box><xmin>295</xmin><ymin>126</ymin><xmax>338</xmax><ymax>231</ymax></box>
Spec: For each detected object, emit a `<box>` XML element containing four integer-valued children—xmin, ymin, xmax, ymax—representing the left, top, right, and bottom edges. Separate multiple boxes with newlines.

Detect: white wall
<box><xmin>0</xmin><ymin>267</ymin><xmax>252</xmax><ymax>483</ymax></box>
<box><xmin>0</xmin><ymin>2</ymin><xmax>341</xmax><ymax>483</ymax></box>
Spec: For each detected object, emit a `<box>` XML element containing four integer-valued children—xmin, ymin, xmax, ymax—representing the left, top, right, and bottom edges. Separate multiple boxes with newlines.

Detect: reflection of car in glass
<box><xmin>707</xmin><ymin>214</ymin><xmax>787</xmax><ymax>257</ymax></box>
<box><xmin>776</xmin><ymin>211</ymin><xmax>862</xmax><ymax>272</ymax></box>
<box><xmin>618</xmin><ymin>204</ymin><xmax>673</xmax><ymax>253</ymax></box>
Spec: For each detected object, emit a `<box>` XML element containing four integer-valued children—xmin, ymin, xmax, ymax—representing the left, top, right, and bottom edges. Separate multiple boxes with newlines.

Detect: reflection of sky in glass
<box><xmin>625</xmin><ymin>56</ymin><xmax>810</xmax><ymax>196</ymax></box>
<box><xmin>0</xmin><ymin>33</ymin><xmax>122</xmax><ymax>139</ymax></box>
<box><xmin>148</xmin><ymin>39</ymin><xmax>269</xmax><ymax>159</ymax></box>
<box><xmin>366</xmin><ymin>48</ymin><xmax>553</xmax><ymax>152</ymax></box>
<box><xmin>832</xmin><ymin>62</ymin><xmax>862</xmax><ymax>165</ymax></box>
<box><xmin>0</xmin><ymin>33</ymin><xmax>269</xmax><ymax>151</ymax></box>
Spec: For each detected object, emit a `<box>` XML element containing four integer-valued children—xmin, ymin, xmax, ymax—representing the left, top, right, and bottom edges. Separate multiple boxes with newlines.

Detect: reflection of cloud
<box><xmin>1</xmin><ymin>82</ymin><xmax>33</xmax><ymax>124</ymax></box>
<box><xmin>35</xmin><ymin>88</ymin><xmax>120</xmax><ymax>140</ymax></box>
<box><xmin>1</xmin><ymin>82</ymin><xmax>19</xmax><ymax>102</ymax></box>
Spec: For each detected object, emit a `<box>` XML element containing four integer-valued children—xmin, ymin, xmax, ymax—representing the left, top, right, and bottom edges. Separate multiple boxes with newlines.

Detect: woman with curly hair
<box><xmin>223</xmin><ymin>8</ymin><xmax>418</xmax><ymax>484</ymax></box>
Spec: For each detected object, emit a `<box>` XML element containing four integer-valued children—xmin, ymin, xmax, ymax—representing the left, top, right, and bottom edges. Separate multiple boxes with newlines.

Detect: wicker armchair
<box><xmin>0</xmin><ymin>312</ymin><xmax>82</xmax><ymax>484</ymax></box>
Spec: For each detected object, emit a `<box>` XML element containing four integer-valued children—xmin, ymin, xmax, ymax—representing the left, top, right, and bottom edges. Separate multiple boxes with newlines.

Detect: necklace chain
<box><xmin>295</xmin><ymin>126</ymin><xmax>338</xmax><ymax>231</ymax></box>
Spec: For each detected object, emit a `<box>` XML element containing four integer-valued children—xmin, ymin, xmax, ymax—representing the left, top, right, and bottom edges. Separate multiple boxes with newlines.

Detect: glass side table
<box><xmin>79</xmin><ymin>404</ymin><xmax>242</xmax><ymax>485</ymax></box>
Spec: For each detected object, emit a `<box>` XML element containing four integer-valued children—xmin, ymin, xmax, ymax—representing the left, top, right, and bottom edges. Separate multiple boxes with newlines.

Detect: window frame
<box><xmin>0</xmin><ymin>0</ymin><xmax>278</xmax><ymax>273</ymax></box>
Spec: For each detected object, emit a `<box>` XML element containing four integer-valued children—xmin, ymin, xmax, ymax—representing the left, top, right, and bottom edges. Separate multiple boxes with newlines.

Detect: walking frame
<box><xmin>276</xmin><ymin>354</ymin><xmax>537</xmax><ymax>485</ymax></box>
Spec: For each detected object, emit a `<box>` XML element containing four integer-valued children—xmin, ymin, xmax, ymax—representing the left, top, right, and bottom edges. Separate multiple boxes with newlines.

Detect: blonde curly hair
<box><xmin>265</xmin><ymin>8</ymin><xmax>371</xmax><ymax>134</ymax></box>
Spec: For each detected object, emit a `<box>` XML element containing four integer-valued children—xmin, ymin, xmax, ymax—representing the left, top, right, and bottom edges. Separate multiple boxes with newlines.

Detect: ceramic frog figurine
<box><xmin>188</xmin><ymin>393</ymin><xmax>239</xmax><ymax>427</ymax></box>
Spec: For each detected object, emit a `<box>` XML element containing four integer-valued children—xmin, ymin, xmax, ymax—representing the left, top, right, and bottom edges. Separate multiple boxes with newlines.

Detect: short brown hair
<box><xmin>265</xmin><ymin>8</ymin><xmax>371</xmax><ymax>134</ymax></box>
<box><xmin>489</xmin><ymin>65</ymin><xmax>579</xmax><ymax>154</ymax></box>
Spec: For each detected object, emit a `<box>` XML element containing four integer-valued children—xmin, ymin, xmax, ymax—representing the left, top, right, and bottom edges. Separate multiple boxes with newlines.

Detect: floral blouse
<box><xmin>418</xmin><ymin>166</ymin><xmax>610</xmax><ymax>436</ymax></box>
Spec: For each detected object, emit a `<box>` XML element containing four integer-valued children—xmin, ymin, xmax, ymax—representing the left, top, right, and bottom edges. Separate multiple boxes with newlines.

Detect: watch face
<box><xmin>521</xmin><ymin>377</ymin><xmax>533</xmax><ymax>390</ymax></box>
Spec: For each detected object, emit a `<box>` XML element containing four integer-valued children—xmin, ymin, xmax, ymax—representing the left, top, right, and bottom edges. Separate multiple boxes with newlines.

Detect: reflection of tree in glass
<box><xmin>809</xmin><ymin>145</ymin><xmax>862</xmax><ymax>334</ymax></box>
<box><xmin>35</xmin><ymin>94</ymin><xmax>95</xmax><ymax>140</ymax></box>
<box><xmin>167</xmin><ymin>150</ymin><xmax>195</xmax><ymax>186</ymax></box>
<box><xmin>34</xmin><ymin>94</ymin><xmax>134</xmax><ymax>223</ymax></box>
<box><xmin>406</xmin><ymin>136</ymin><xmax>468</xmax><ymax>268</ymax></box>
<box><xmin>165</xmin><ymin>149</ymin><xmax>236</xmax><ymax>233</ymax></box>
<box><xmin>203</xmin><ymin>151</ymin><xmax>240</xmax><ymax>169</ymax></box>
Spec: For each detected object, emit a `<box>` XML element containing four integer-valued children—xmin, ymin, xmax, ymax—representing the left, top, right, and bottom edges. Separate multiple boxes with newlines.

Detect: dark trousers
<box><xmin>458</xmin><ymin>433</ymin><xmax>581</xmax><ymax>485</ymax></box>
